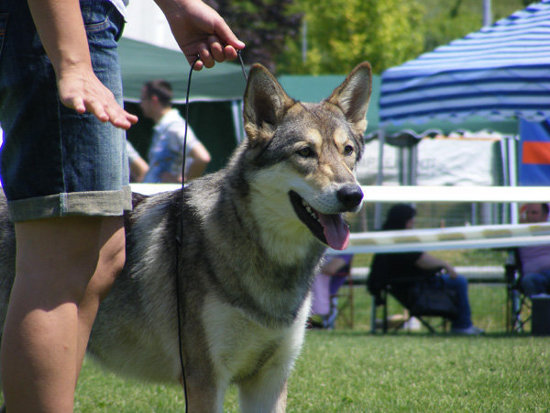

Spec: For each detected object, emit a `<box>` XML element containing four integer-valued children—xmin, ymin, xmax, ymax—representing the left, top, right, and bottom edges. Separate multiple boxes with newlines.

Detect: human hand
<box><xmin>158</xmin><ymin>0</ymin><xmax>245</xmax><ymax>70</ymax></box>
<box><xmin>445</xmin><ymin>265</ymin><xmax>458</xmax><ymax>279</ymax></box>
<box><xmin>56</xmin><ymin>66</ymin><xmax>138</xmax><ymax>130</ymax></box>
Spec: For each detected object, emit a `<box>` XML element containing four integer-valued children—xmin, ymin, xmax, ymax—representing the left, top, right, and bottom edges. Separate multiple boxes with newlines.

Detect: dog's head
<box><xmin>242</xmin><ymin>63</ymin><xmax>372</xmax><ymax>251</ymax></box>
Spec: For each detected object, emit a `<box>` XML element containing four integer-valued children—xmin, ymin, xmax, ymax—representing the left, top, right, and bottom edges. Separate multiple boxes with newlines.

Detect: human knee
<box><xmin>455</xmin><ymin>274</ymin><xmax>468</xmax><ymax>288</ymax></box>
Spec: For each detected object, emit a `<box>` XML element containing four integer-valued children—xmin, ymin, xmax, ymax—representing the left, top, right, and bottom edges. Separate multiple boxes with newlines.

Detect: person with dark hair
<box><xmin>140</xmin><ymin>79</ymin><xmax>211</xmax><ymax>183</ymax></box>
<box><xmin>518</xmin><ymin>203</ymin><xmax>550</xmax><ymax>296</ymax></box>
<box><xmin>368</xmin><ymin>203</ymin><xmax>483</xmax><ymax>335</ymax></box>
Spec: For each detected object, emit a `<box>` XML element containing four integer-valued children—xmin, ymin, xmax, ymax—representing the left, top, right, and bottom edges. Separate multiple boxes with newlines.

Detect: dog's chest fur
<box><xmin>200</xmin><ymin>291</ymin><xmax>311</xmax><ymax>384</ymax></box>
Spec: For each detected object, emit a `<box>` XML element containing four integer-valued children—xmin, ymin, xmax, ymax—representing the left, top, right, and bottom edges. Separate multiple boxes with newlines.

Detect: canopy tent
<box><xmin>119</xmin><ymin>37</ymin><xmax>247</xmax><ymax>103</ymax></box>
<box><xmin>277</xmin><ymin>74</ymin><xmax>380</xmax><ymax>136</ymax></box>
<box><xmin>374</xmin><ymin>0</ymin><xmax>550</xmax><ymax>196</ymax></box>
<box><xmin>379</xmin><ymin>0</ymin><xmax>550</xmax><ymax>133</ymax></box>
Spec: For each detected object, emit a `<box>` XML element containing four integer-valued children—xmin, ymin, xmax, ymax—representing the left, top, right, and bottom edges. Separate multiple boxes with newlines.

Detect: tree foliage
<box><xmin>277</xmin><ymin>0</ymin><xmax>425</xmax><ymax>75</ymax></box>
<box><xmin>419</xmin><ymin>0</ymin><xmax>526</xmax><ymax>52</ymax></box>
<box><xmin>205</xmin><ymin>0</ymin><xmax>301</xmax><ymax>72</ymax></box>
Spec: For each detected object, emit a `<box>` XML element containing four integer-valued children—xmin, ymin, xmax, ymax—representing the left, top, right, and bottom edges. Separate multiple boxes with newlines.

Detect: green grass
<box><xmin>64</xmin><ymin>285</ymin><xmax>550</xmax><ymax>412</ymax></box>
<box><xmin>5</xmin><ymin>284</ymin><xmax>549</xmax><ymax>412</ymax></box>
<box><xmin>73</xmin><ymin>332</ymin><xmax>550</xmax><ymax>413</ymax></box>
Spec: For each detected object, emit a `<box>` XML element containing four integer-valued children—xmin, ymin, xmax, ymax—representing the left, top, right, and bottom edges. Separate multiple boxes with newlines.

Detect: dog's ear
<box><xmin>243</xmin><ymin>64</ymin><xmax>295</xmax><ymax>144</ymax></box>
<box><xmin>326</xmin><ymin>62</ymin><xmax>372</xmax><ymax>136</ymax></box>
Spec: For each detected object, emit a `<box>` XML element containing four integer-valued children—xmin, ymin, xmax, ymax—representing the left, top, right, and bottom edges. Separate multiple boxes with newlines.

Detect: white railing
<box><xmin>131</xmin><ymin>184</ymin><xmax>550</xmax><ymax>252</ymax></box>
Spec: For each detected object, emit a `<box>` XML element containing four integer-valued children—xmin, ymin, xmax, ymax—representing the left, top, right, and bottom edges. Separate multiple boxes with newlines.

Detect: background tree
<box><xmin>277</xmin><ymin>0</ymin><xmax>425</xmax><ymax>75</ymax></box>
<box><xmin>420</xmin><ymin>0</ymin><xmax>526</xmax><ymax>52</ymax></box>
<box><xmin>205</xmin><ymin>0</ymin><xmax>301</xmax><ymax>72</ymax></box>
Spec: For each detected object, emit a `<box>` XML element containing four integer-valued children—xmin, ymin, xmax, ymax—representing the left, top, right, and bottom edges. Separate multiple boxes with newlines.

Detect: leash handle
<box><xmin>237</xmin><ymin>50</ymin><xmax>248</xmax><ymax>81</ymax></box>
<box><xmin>177</xmin><ymin>54</ymin><xmax>200</xmax><ymax>413</ymax></box>
<box><xmin>177</xmin><ymin>54</ymin><xmax>246</xmax><ymax>412</ymax></box>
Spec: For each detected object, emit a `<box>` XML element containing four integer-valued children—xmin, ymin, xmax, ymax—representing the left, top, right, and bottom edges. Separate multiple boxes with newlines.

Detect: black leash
<box><xmin>176</xmin><ymin>51</ymin><xmax>247</xmax><ymax>412</ymax></box>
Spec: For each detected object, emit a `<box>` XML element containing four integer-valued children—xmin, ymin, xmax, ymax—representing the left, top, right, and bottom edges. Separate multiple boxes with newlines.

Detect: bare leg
<box><xmin>0</xmin><ymin>216</ymin><xmax>125</xmax><ymax>413</ymax></box>
<box><xmin>75</xmin><ymin>217</ymin><xmax>125</xmax><ymax>379</ymax></box>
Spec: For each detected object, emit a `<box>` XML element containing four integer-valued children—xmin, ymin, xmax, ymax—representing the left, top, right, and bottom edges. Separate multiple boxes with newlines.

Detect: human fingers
<box><xmin>185</xmin><ymin>53</ymin><xmax>203</xmax><ymax>70</ymax></box>
<box><xmin>103</xmin><ymin>105</ymin><xmax>138</xmax><ymax>130</ymax></box>
<box><xmin>223</xmin><ymin>45</ymin><xmax>239</xmax><ymax>61</ymax></box>
<box><xmin>63</xmin><ymin>95</ymin><xmax>88</xmax><ymax>116</ymax></box>
<box><xmin>212</xmin><ymin>16</ymin><xmax>245</xmax><ymax>51</ymax></box>
<box><xmin>208</xmin><ymin>36</ymin><xmax>225</xmax><ymax>62</ymax></box>
<box><xmin>197</xmin><ymin>42</ymin><xmax>215</xmax><ymax>68</ymax></box>
<box><xmin>82</xmin><ymin>96</ymin><xmax>137</xmax><ymax>130</ymax></box>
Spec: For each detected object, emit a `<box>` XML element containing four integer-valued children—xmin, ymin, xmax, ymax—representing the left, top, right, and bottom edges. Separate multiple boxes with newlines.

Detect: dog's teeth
<box><xmin>301</xmin><ymin>199</ymin><xmax>320</xmax><ymax>222</ymax></box>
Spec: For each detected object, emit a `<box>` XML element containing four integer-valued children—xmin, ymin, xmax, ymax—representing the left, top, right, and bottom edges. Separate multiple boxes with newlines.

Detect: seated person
<box><xmin>368</xmin><ymin>203</ymin><xmax>483</xmax><ymax>335</ymax></box>
<box><xmin>518</xmin><ymin>203</ymin><xmax>550</xmax><ymax>297</ymax></box>
<box><xmin>310</xmin><ymin>253</ymin><xmax>353</xmax><ymax>329</ymax></box>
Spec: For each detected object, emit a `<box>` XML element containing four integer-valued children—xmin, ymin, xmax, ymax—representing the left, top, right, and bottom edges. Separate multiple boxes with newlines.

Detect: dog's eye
<box><xmin>343</xmin><ymin>145</ymin><xmax>354</xmax><ymax>156</ymax></box>
<box><xmin>297</xmin><ymin>147</ymin><xmax>315</xmax><ymax>158</ymax></box>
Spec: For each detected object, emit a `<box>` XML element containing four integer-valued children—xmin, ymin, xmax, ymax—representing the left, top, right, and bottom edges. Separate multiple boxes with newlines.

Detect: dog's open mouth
<box><xmin>289</xmin><ymin>191</ymin><xmax>350</xmax><ymax>250</ymax></box>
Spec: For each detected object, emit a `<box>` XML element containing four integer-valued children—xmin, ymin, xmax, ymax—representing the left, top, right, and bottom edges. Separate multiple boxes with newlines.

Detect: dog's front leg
<box><xmin>239</xmin><ymin>373</ymin><xmax>289</xmax><ymax>413</ymax></box>
<box><xmin>180</xmin><ymin>372</ymin><xmax>225</xmax><ymax>413</ymax></box>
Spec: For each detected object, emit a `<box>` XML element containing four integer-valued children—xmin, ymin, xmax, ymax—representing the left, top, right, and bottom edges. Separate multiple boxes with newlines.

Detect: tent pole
<box><xmin>509</xmin><ymin>135</ymin><xmax>519</xmax><ymax>224</ymax></box>
<box><xmin>231</xmin><ymin>100</ymin><xmax>244</xmax><ymax>144</ymax></box>
<box><xmin>374</xmin><ymin>130</ymin><xmax>385</xmax><ymax>230</ymax></box>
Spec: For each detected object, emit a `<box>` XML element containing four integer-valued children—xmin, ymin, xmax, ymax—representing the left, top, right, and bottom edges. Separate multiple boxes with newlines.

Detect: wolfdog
<box><xmin>0</xmin><ymin>62</ymin><xmax>371</xmax><ymax>412</ymax></box>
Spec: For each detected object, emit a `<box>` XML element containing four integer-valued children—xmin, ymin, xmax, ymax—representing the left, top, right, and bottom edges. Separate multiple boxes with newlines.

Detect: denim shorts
<box><xmin>0</xmin><ymin>0</ymin><xmax>131</xmax><ymax>222</ymax></box>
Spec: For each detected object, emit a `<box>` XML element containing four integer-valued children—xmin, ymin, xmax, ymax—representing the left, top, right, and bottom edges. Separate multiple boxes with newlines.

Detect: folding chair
<box><xmin>370</xmin><ymin>275</ymin><xmax>457</xmax><ymax>334</ymax></box>
<box><xmin>327</xmin><ymin>259</ymin><xmax>354</xmax><ymax>329</ymax></box>
<box><xmin>505</xmin><ymin>249</ymin><xmax>531</xmax><ymax>333</ymax></box>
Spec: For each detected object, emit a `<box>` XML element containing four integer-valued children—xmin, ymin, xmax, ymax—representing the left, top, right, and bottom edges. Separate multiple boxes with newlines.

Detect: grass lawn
<box><xmin>42</xmin><ymin>283</ymin><xmax>547</xmax><ymax>412</ymax></box>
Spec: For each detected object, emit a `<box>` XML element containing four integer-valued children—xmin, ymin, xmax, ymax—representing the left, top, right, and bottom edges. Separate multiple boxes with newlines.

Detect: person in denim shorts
<box><xmin>0</xmin><ymin>0</ymin><xmax>244</xmax><ymax>411</ymax></box>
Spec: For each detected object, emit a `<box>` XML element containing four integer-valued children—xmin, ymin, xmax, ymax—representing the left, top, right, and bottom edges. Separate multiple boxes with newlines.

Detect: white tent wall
<box><xmin>359</xmin><ymin>138</ymin><xmax>505</xmax><ymax>188</ymax></box>
<box><xmin>359</xmin><ymin>134</ymin><xmax>514</xmax><ymax>230</ymax></box>
<box><xmin>123</xmin><ymin>0</ymin><xmax>180</xmax><ymax>51</ymax></box>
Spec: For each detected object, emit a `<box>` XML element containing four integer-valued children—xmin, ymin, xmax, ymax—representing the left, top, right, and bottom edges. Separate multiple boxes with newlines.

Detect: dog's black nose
<box><xmin>337</xmin><ymin>185</ymin><xmax>363</xmax><ymax>210</ymax></box>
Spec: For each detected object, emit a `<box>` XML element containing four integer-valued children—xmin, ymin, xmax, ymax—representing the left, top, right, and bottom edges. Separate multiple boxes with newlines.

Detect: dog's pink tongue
<box><xmin>318</xmin><ymin>214</ymin><xmax>350</xmax><ymax>250</ymax></box>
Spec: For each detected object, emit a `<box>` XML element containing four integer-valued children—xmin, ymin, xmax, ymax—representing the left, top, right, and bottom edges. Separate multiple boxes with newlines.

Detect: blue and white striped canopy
<box><xmin>380</xmin><ymin>1</ymin><xmax>550</xmax><ymax>127</ymax></box>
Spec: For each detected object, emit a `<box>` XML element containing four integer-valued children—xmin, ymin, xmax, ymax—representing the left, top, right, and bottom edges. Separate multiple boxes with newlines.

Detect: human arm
<box><xmin>154</xmin><ymin>0</ymin><xmax>245</xmax><ymax>70</ymax></box>
<box><xmin>27</xmin><ymin>0</ymin><xmax>138</xmax><ymax>129</ymax></box>
<box><xmin>185</xmin><ymin>142</ymin><xmax>211</xmax><ymax>181</ymax></box>
<box><xmin>129</xmin><ymin>156</ymin><xmax>150</xmax><ymax>183</ymax></box>
<box><xmin>415</xmin><ymin>252</ymin><xmax>458</xmax><ymax>278</ymax></box>
<box><xmin>157</xmin><ymin>140</ymin><xmax>210</xmax><ymax>182</ymax></box>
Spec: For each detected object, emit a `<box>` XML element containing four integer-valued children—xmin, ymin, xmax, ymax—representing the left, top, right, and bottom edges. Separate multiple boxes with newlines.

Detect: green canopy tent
<box><xmin>277</xmin><ymin>74</ymin><xmax>380</xmax><ymax>136</ymax></box>
<box><xmin>119</xmin><ymin>38</ymin><xmax>247</xmax><ymax>172</ymax></box>
<box><xmin>119</xmin><ymin>37</ymin><xmax>247</xmax><ymax>103</ymax></box>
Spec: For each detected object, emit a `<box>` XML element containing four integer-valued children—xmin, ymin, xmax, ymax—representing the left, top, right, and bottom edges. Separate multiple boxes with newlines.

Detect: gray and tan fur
<box><xmin>0</xmin><ymin>62</ymin><xmax>372</xmax><ymax>412</ymax></box>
